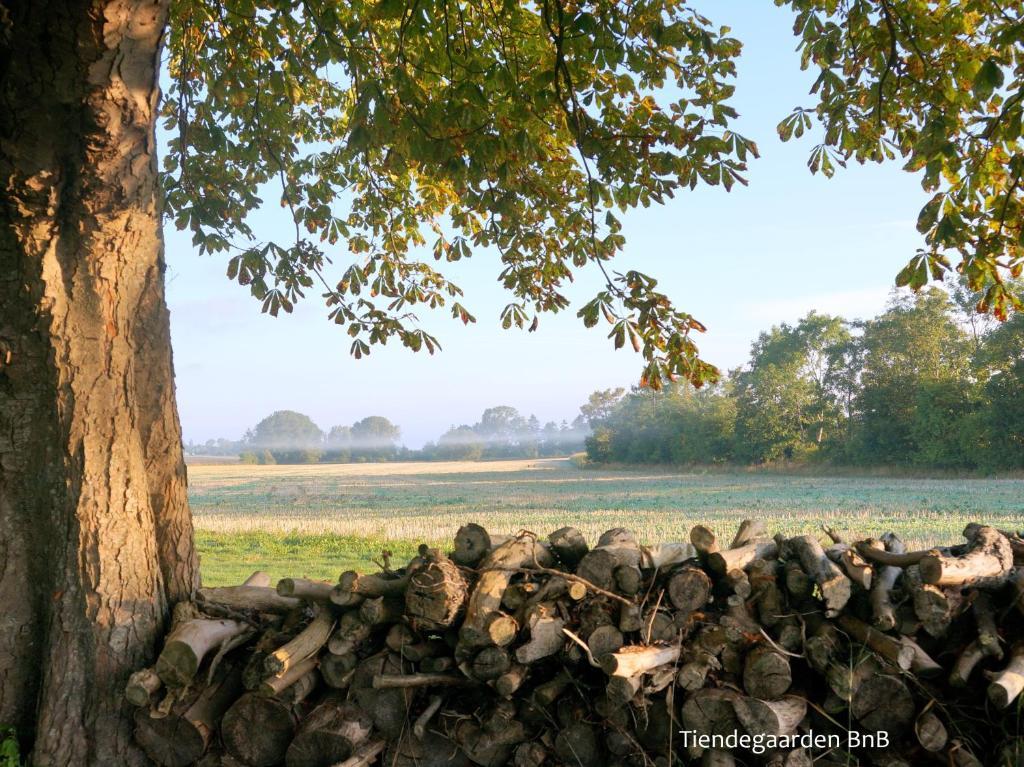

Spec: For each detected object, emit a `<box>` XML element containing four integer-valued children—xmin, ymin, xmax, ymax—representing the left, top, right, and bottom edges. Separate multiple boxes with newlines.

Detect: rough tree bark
<box><xmin>0</xmin><ymin>1</ymin><xmax>196</xmax><ymax>764</ymax></box>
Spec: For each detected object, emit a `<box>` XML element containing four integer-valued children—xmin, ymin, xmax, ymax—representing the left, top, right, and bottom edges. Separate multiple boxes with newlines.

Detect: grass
<box><xmin>189</xmin><ymin>457</ymin><xmax>1024</xmax><ymax>585</ymax></box>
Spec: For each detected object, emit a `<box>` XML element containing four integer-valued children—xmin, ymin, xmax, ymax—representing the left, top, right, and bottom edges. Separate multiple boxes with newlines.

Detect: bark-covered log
<box><xmin>125</xmin><ymin>667</ymin><xmax>162</xmax><ymax>707</ymax></box>
<box><xmin>789</xmin><ymin>535</ymin><xmax>851</xmax><ymax>616</ymax></box>
<box><xmin>406</xmin><ymin>555</ymin><xmax>468</xmax><ymax>629</ymax></box>
<box><xmin>554</xmin><ymin>723</ymin><xmax>602</xmax><ymax>767</ymax></box>
<box><xmin>135</xmin><ymin>665</ymin><xmax>244</xmax><ymax>767</ymax></box>
<box><xmin>460</xmin><ymin>535</ymin><xmax>552</xmax><ymax>650</ymax></box>
<box><xmin>851</xmin><ymin>674</ymin><xmax>915</xmax><ymax>737</ymax></box>
<box><xmin>549</xmin><ymin>526</ymin><xmax>589</xmax><ymax>568</ymax></box>
<box><xmin>285</xmin><ymin>698</ymin><xmax>373</xmax><ymax>767</ymax></box>
<box><xmin>708</xmin><ymin>540</ymin><xmax>778</xmax><ymax>575</ymax></box>
<box><xmin>836</xmin><ymin>614</ymin><xmax>915</xmax><ymax>671</ymax></box>
<box><xmin>732</xmin><ymin>695</ymin><xmax>806</xmax><ymax>737</ymax></box>
<box><xmin>277</xmin><ymin>578</ymin><xmax>335</xmax><ymax>602</ymax></box>
<box><xmin>156</xmin><ymin>618</ymin><xmax>249</xmax><ymax>687</ymax></box>
<box><xmin>321</xmin><ymin>652</ymin><xmax>358</xmax><ymax>689</ymax></box>
<box><xmin>265</xmin><ymin>609</ymin><xmax>334</xmax><ymax>676</ymax></box>
<box><xmin>987</xmin><ymin>642</ymin><xmax>1024</xmax><ymax>708</ymax></box>
<box><xmin>667</xmin><ymin>566</ymin><xmax>712</xmax><ymax>614</ymax></box>
<box><xmin>453</xmin><ymin>523</ymin><xmax>495</xmax><ymax>567</ymax></box>
<box><xmin>259</xmin><ymin>655</ymin><xmax>319</xmax><ymax>697</ymax></box>
<box><xmin>198</xmin><ymin>585</ymin><xmax>300</xmax><ymax>614</ymax></box>
<box><xmin>222</xmin><ymin>692</ymin><xmax>299</xmax><ymax>767</ymax></box>
<box><xmin>731</xmin><ymin>519</ymin><xmax>767</xmax><ymax>548</ymax></box>
<box><xmin>681</xmin><ymin>688</ymin><xmax>743</xmax><ymax>737</ymax></box>
<box><xmin>386</xmin><ymin>732</ymin><xmax>470</xmax><ymax>767</ymax></box>
<box><xmin>600</xmin><ymin>644</ymin><xmax>679</xmax><ymax>676</ymax></box>
<box><xmin>919</xmin><ymin>525</ymin><xmax>1014</xmax><ymax>586</ymax></box>
<box><xmin>743</xmin><ymin>645</ymin><xmax>792</xmax><ymax>699</ymax></box>
<box><xmin>868</xmin><ymin>533</ymin><xmax>904</xmax><ymax>631</ymax></box>
<box><xmin>338</xmin><ymin>570</ymin><xmax>411</xmax><ymax>599</ymax></box>
<box><xmin>515</xmin><ymin>605</ymin><xmax>565</xmax><ymax>664</ymax></box>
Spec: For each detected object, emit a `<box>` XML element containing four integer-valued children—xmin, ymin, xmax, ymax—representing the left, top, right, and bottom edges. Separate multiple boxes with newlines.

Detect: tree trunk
<box><xmin>0</xmin><ymin>1</ymin><xmax>196</xmax><ymax>764</ymax></box>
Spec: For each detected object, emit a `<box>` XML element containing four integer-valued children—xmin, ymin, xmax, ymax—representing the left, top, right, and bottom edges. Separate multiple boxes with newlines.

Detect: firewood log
<box><xmin>222</xmin><ymin>692</ymin><xmax>300</xmax><ymax>767</ymax></box>
<box><xmin>789</xmin><ymin>535</ymin><xmax>851</xmax><ymax>616</ymax></box>
<box><xmin>386</xmin><ymin>731</ymin><xmax>470</xmax><ymax>767</ymax></box>
<box><xmin>641</xmin><ymin>542</ymin><xmax>696</xmax><ymax>569</ymax></box>
<box><xmin>732</xmin><ymin>694</ymin><xmax>806</xmax><ymax>737</ymax></box>
<box><xmin>359</xmin><ymin>596</ymin><xmax>404</xmax><ymax>626</ymax></box>
<box><xmin>867</xmin><ymin>533</ymin><xmax>904</xmax><ymax>631</ymax></box>
<box><xmin>242</xmin><ymin>571</ymin><xmax>272</xmax><ymax>587</ymax></box>
<box><xmin>690</xmin><ymin>524</ymin><xmax>720</xmax><ymax>557</ymax></box>
<box><xmin>850</xmin><ymin>673</ymin><xmax>915</xmax><ymax>738</ymax></box>
<box><xmin>460</xmin><ymin>534</ymin><xmax>551</xmax><ymax>649</ymax></box>
<box><xmin>135</xmin><ymin>664</ymin><xmax>244</xmax><ymax>767</ymax></box>
<box><xmin>327</xmin><ymin>612</ymin><xmax>371</xmax><ymax>655</ymax></box>
<box><xmin>905</xmin><ymin>565</ymin><xmax>962</xmax><ymax>637</ymax></box>
<box><xmin>494</xmin><ymin>663</ymin><xmax>528</xmax><ymax>697</ymax></box>
<box><xmin>338</xmin><ymin>569</ymin><xmax>411</xmax><ymax>599</ymax></box>
<box><xmin>125</xmin><ymin>667</ymin><xmax>162</xmax><ymax>707</ymax></box>
<box><xmin>276</xmin><ymin>578</ymin><xmax>334</xmax><ymax>602</ymax></box>
<box><xmin>986</xmin><ymin>642</ymin><xmax>1024</xmax><ymax>708</ymax></box>
<box><xmin>826</xmin><ymin>543</ymin><xmax>873</xmax><ymax>590</ymax></box>
<box><xmin>156</xmin><ymin>617</ymin><xmax>249</xmax><ymax>687</ymax></box>
<box><xmin>743</xmin><ymin>645</ymin><xmax>792</xmax><ymax>699</ymax></box>
<box><xmin>708</xmin><ymin>540</ymin><xmax>778</xmax><ymax>575</ymax></box>
<box><xmin>406</xmin><ymin>555</ymin><xmax>468</xmax><ymax>629</ymax></box>
<box><xmin>548</xmin><ymin>526</ymin><xmax>589</xmax><ymax>568</ymax></box>
<box><xmin>600</xmin><ymin>644</ymin><xmax>679</xmax><ymax>676</ymax></box>
<box><xmin>321</xmin><ymin>651</ymin><xmax>358</xmax><ymax>689</ymax></box>
<box><xmin>198</xmin><ymin>585</ymin><xmax>300</xmax><ymax>614</ymax></box>
<box><xmin>667</xmin><ymin>566</ymin><xmax>712</xmax><ymax>615</ymax></box>
<box><xmin>332</xmin><ymin>739</ymin><xmax>387</xmax><ymax>767</ymax></box>
<box><xmin>285</xmin><ymin>697</ymin><xmax>373</xmax><ymax>767</ymax></box>
<box><xmin>681</xmin><ymin>688</ymin><xmax>743</xmax><ymax>738</ymax></box>
<box><xmin>472</xmin><ymin>646</ymin><xmax>512</xmax><ymax>680</ymax></box>
<box><xmin>453</xmin><ymin>523</ymin><xmax>495</xmax><ymax>567</ymax></box>
<box><xmin>259</xmin><ymin>655</ymin><xmax>318</xmax><ymax>697</ymax></box>
<box><xmin>264</xmin><ymin>608</ymin><xmax>334</xmax><ymax>676</ymax></box>
<box><xmin>732</xmin><ymin>519</ymin><xmax>767</xmax><ymax>548</ymax></box>
<box><xmin>587</xmin><ymin>624</ymin><xmax>624</xmax><ymax>659</ymax></box>
<box><xmin>553</xmin><ymin>723</ymin><xmax>602</xmax><ymax>767</ymax></box>
<box><xmin>515</xmin><ymin>604</ymin><xmax>565</xmax><ymax>664</ymax></box>
<box><xmin>914</xmin><ymin>709</ymin><xmax>948</xmax><ymax>752</ymax></box>
<box><xmin>836</xmin><ymin>614</ymin><xmax>915</xmax><ymax>670</ymax></box>
<box><xmin>919</xmin><ymin>525</ymin><xmax>1014</xmax><ymax>587</ymax></box>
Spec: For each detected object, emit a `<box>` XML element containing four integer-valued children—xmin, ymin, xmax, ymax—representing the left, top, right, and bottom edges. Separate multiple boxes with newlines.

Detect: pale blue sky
<box><xmin>165</xmin><ymin>1</ymin><xmax>926</xmax><ymax>447</ymax></box>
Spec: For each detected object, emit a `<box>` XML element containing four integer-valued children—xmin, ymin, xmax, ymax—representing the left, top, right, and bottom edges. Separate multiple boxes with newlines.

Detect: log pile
<box><xmin>129</xmin><ymin>522</ymin><xmax>1024</xmax><ymax>766</ymax></box>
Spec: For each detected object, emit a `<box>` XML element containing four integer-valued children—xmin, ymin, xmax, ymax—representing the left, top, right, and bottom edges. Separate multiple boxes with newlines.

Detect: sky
<box><xmin>165</xmin><ymin>1</ymin><xmax>930</xmax><ymax>448</ymax></box>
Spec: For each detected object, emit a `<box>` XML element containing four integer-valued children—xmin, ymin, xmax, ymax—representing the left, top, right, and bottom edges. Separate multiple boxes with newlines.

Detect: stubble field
<box><xmin>189</xmin><ymin>458</ymin><xmax>1024</xmax><ymax>585</ymax></box>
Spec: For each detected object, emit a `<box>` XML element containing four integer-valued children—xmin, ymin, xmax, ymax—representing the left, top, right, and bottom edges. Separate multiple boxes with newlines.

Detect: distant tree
<box><xmin>250</xmin><ymin>410</ymin><xmax>324</xmax><ymax>450</ymax></box>
<box><xmin>326</xmin><ymin>425</ymin><xmax>353</xmax><ymax>447</ymax></box>
<box><xmin>853</xmin><ymin>290</ymin><xmax>971</xmax><ymax>464</ymax></box>
<box><xmin>323</xmin><ymin>425</ymin><xmax>354</xmax><ymax>462</ymax></box>
<box><xmin>732</xmin><ymin>313</ymin><xmax>851</xmax><ymax>462</ymax></box>
<box><xmin>436</xmin><ymin>426</ymin><xmax>485</xmax><ymax>461</ymax></box>
<box><xmin>579</xmin><ymin>388</ymin><xmax>627</xmax><ymax>426</ymax></box>
<box><xmin>350</xmin><ymin>416</ymin><xmax>402</xmax><ymax>460</ymax></box>
<box><xmin>586</xmin><ymin>383</ymin><xmax>734</xmax><ymax>465</ymax></box>
<box><xmin>973</xmin><ymin>314</ymin><xmax>1024</xmax><ymax>470</ymax></box>
<box><xmin>476</xmin><ymin>406</ymin><xmax>527</xmax><ymax>439</ymax></box>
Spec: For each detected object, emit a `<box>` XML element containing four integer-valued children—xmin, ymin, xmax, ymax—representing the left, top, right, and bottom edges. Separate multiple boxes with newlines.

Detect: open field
<box><xmin>190</xmin><ymin>458</ymin><xmax>1024</xmax><ymax>585</ymax></box>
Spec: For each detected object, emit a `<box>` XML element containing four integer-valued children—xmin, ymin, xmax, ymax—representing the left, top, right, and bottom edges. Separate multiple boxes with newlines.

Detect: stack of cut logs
<box><xmin>129</xmin><ymin>520</ymin><xmax>1024</xmax><ymax>767</ymax></box>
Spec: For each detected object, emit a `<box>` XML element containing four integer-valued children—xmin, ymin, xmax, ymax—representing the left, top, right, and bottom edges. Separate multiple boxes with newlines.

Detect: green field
<box><xmin>190</xmin><ymin>458</ymin><xmax>1024</xmax><ymax>585</ymax></box>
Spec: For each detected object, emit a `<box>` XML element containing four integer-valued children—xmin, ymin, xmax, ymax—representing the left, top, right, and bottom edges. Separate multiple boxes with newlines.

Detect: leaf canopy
<box><xmin>163</xmin><ymin>0</ymin><xmax>1022</xmax><ymax>387</ymax></box>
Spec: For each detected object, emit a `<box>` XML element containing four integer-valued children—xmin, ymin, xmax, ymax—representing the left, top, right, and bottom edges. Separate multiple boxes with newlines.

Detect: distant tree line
<box><xmin>586</xmin><ymin>284</ymin><xmax>1024</xmax><ymax>472</ymax></box>
<box><xmin>185</xmin><ymin>406</ymin><xmax>587</xmax><ymax>464</ymax></box>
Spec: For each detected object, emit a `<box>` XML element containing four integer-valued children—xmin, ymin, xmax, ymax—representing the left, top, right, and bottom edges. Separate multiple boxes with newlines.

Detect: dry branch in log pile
<box><xmin>127</xmin><ymin>523</ymin><xmax>1024</xmax><ymax>766</ymax></box>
